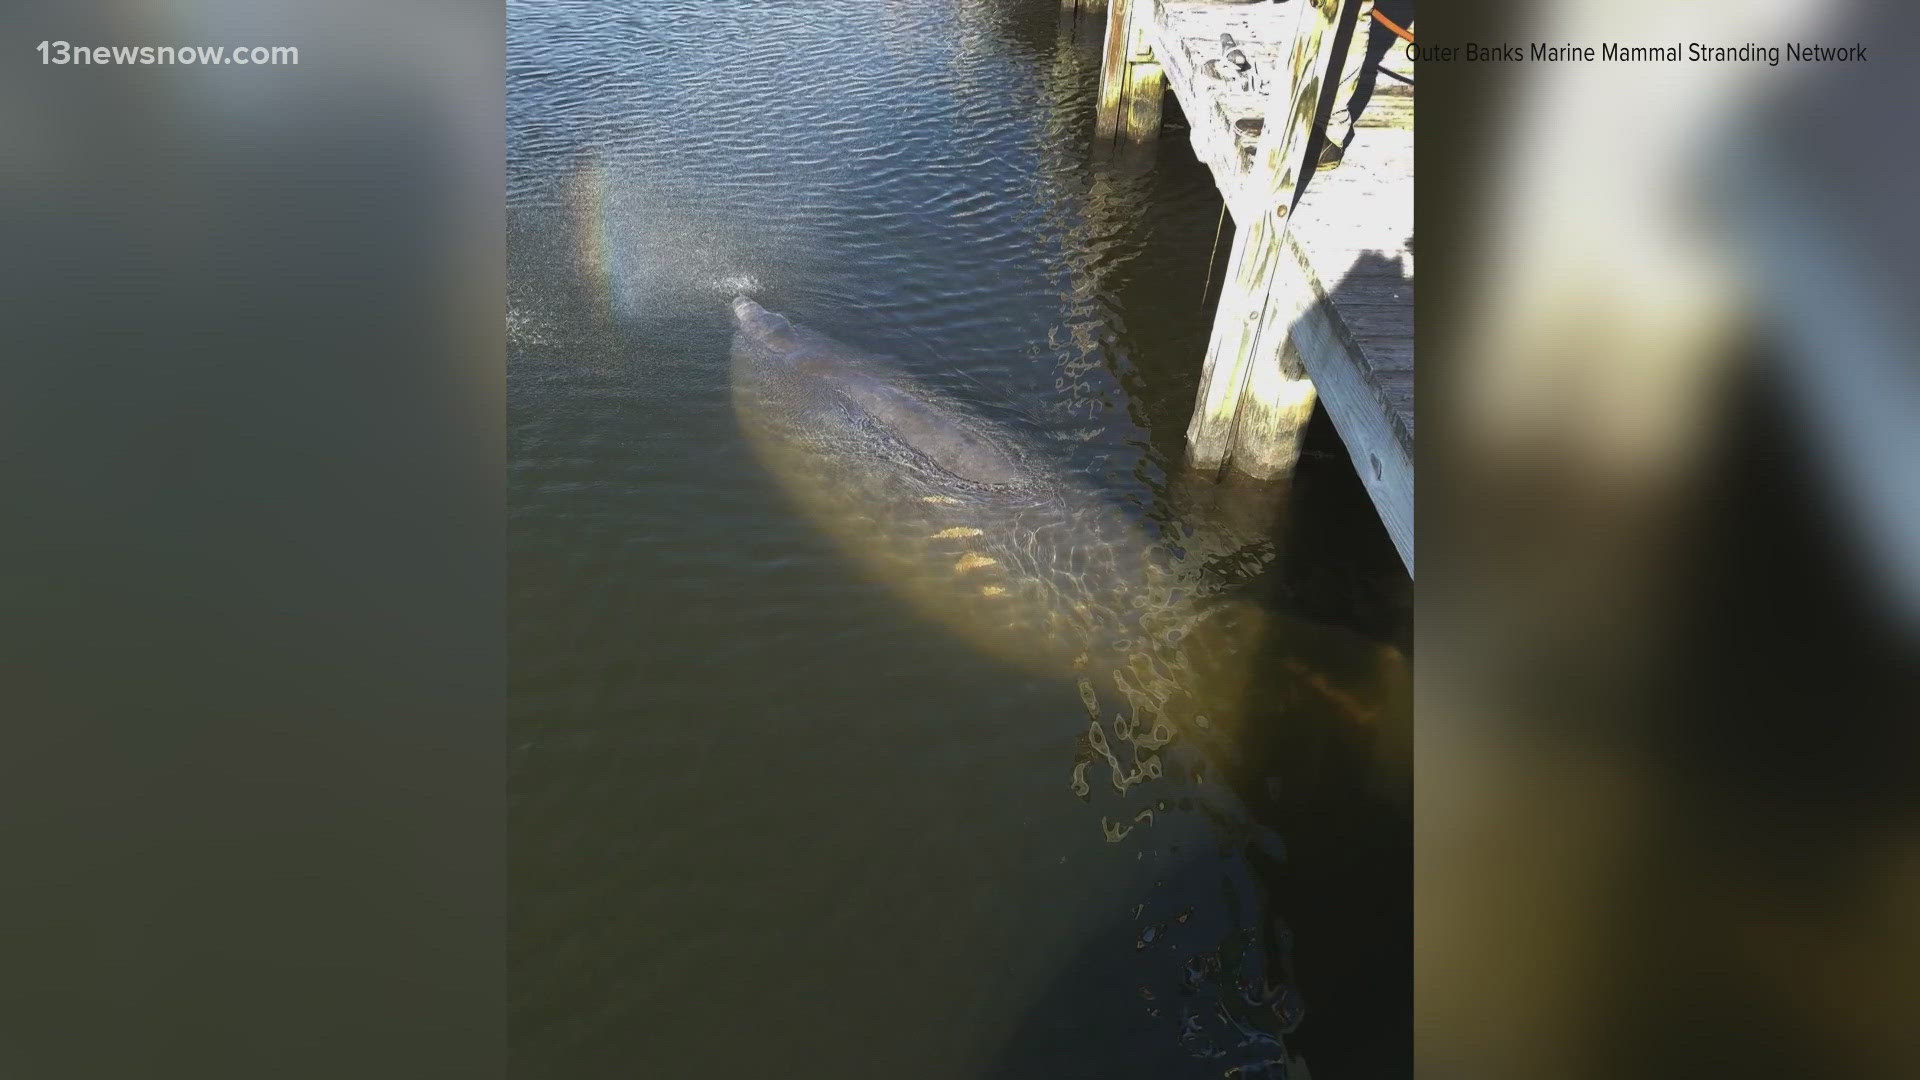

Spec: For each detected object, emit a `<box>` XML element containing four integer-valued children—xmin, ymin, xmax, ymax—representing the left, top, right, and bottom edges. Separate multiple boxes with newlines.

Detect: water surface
<box><xmin>510</xmin><ymin>1</ymin><xmax>1410</xmax><ymax>1075</ymax></box>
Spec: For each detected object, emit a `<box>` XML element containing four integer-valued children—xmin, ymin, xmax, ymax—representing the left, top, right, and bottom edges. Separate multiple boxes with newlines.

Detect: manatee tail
<box><xmin>1140</xmin><ymin>598</ymin><xmax>1410</xmax><ymax>793</ymax></box>
<box><xmin>1234</xmin><ymin>604</ymin><xmax>1412</xmax><ymax>804</ymax></box>
<box><xmin>1166</xmin><ymin>598</ymin><xmax>1273</xmax><ymax>732</ymax></box>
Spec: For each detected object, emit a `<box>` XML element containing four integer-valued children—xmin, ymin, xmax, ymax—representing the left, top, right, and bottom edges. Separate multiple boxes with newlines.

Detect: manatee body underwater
<box><xmin>728</xmin><ymin>296</ymin><xmax>1275</xmax><ymax>741</ymax></box>
<box><xmin>728</xmin><ymin>297</ymin><xmax>1408</xmax><ymax>1068</ymax></box>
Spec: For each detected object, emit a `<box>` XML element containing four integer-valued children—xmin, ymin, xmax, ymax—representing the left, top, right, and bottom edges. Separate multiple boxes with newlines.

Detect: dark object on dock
<box><xmin>1205</xmin><ymin>58</ymin><xmax>1253</xmax><ymax>86</ymax></box>
<box><xmin>1200</xmin><ymin>26</ymin><xmax>1266</xmax><ymax>99</ymax></box>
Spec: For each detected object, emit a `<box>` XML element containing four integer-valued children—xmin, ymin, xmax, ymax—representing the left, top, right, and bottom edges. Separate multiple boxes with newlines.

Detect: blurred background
<box><xmin>1418</xmin><ymin>1</ymin><xmax>1919</xmax><ymax>1077</ymax></box>
<box><xmin>1</xmin><ymin>2</ymin><xmax>502</xmax><ymax>1076</ymax></box>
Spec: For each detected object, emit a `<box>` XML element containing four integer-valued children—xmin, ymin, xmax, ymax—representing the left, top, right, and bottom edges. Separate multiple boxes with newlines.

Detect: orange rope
<box><xmin>1371</xmin><ymin>8</ymin><xmax>1414</xmax><ymax>44</ymax></box>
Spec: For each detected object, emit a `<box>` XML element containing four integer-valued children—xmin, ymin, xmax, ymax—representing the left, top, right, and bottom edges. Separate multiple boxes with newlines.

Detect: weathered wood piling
<box><xmin>1091</xmin><ymin>0</ymin><xmax>1166</xmax><ymax>151</ymax></box>
<box><xmin>1083</xmin><ymin>0</ymin><xmax>1415</xmax><ymax>575</ymax></box>
<box><xmin>1058</xmin><ymin>0</ymin><xmax>1108</xmax><ymax>44</ymax></box>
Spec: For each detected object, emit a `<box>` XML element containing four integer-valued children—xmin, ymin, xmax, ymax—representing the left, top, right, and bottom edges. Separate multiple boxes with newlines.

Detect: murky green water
<box><xmin>509</xmin><ymin>1</ymin><xmax>1410</xmax><ymax>1075</ymax></box>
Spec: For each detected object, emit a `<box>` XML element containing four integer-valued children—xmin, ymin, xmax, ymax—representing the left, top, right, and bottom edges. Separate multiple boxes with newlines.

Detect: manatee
<box><xmin>731</xmin><ymin>295</ymin><xmax>1417</xmax><ymax>807</ymax></box>
<box><xmin>732</xmin><ymin>297</ymin><xmax>1273</xmax><ymax>726</ymax></box>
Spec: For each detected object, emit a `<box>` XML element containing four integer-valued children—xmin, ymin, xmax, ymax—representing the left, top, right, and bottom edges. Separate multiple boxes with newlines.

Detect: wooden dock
<box><xmin>1074</xmin><ymin>0</ymin><xmax>1414</xmax><ymax>576</ymax></box>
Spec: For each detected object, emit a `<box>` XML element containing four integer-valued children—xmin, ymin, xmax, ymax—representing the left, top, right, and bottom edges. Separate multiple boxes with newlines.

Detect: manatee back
<box><xmin>831</xmin><ymin>373</ymin><xmax>1027</xmax><ymax>487</ymax></box>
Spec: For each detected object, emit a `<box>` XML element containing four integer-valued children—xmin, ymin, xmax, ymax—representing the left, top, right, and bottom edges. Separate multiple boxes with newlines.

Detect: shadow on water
<box><xmin>1268</xmin><ymin>248</ymin><xmax>1415</xmax><ymax>653</ymax></box>
<box><xmin>986</xmin><ymin>49</ymin><xmax>1415</xmax><ymax>1066</ymax></box>
<box><xmin>988</xmin><ymin>849</ymin><xmax>1300</xmax><ymax>1079</ymax></box>
<box><xmin>986</xmin><ymin>584</ymin><xmax>1410</xmax><ymax>1079</ymax></box>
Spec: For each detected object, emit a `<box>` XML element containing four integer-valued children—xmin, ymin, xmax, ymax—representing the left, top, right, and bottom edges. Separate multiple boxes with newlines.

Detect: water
<box><xmin>509</xmin><ymin>1</ymin><xmax>1411</xmax><ymax>1075</ymax></box>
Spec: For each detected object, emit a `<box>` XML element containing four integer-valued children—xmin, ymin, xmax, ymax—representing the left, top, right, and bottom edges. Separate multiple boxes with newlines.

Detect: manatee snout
<box><xmin>731</xmin><ymin>296</ymin><xmax>826</xmax><ymax>376</ymax></box>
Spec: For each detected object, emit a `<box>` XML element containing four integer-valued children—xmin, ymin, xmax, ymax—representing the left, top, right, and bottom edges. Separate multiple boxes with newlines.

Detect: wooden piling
<box><xmin>1186</xmin><ymin>0</ymin><xmax>1346</xmax><ymax>477</ymax></box>
<box><xmin>1060</xmin><ymin>0</ymin><xmax>1109</xmax><ymax>42</ymax></box>
<box><xmin>1094</xmin><ymin>0</ymin><xmax>1165</xmax><ymax>149</ymax></box>
<box><xmin>1186</xmin><ymin>211</ymin><xmax>1321</xmax><ymax>477</ymax></box>
<box><xmin>1251</xmin><ymin>0</ymin><xmax>1347</xmax><ymax>213</ymax></box>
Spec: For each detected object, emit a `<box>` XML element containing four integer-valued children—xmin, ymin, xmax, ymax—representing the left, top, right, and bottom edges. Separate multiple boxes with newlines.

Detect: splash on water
<box><xmin>563</xmin><ymin>155</ymin><xmax>773</xmax><ymax>321</ymax></box>
<box><xmin>710</xmin><ymin>273</ymin><xmax>760</xmax><ymax>295</ymax></box>
<box><xmin>567</xmin><ymin>154</ymin><xmax>616</xmax><ymax>322</ymax></box>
